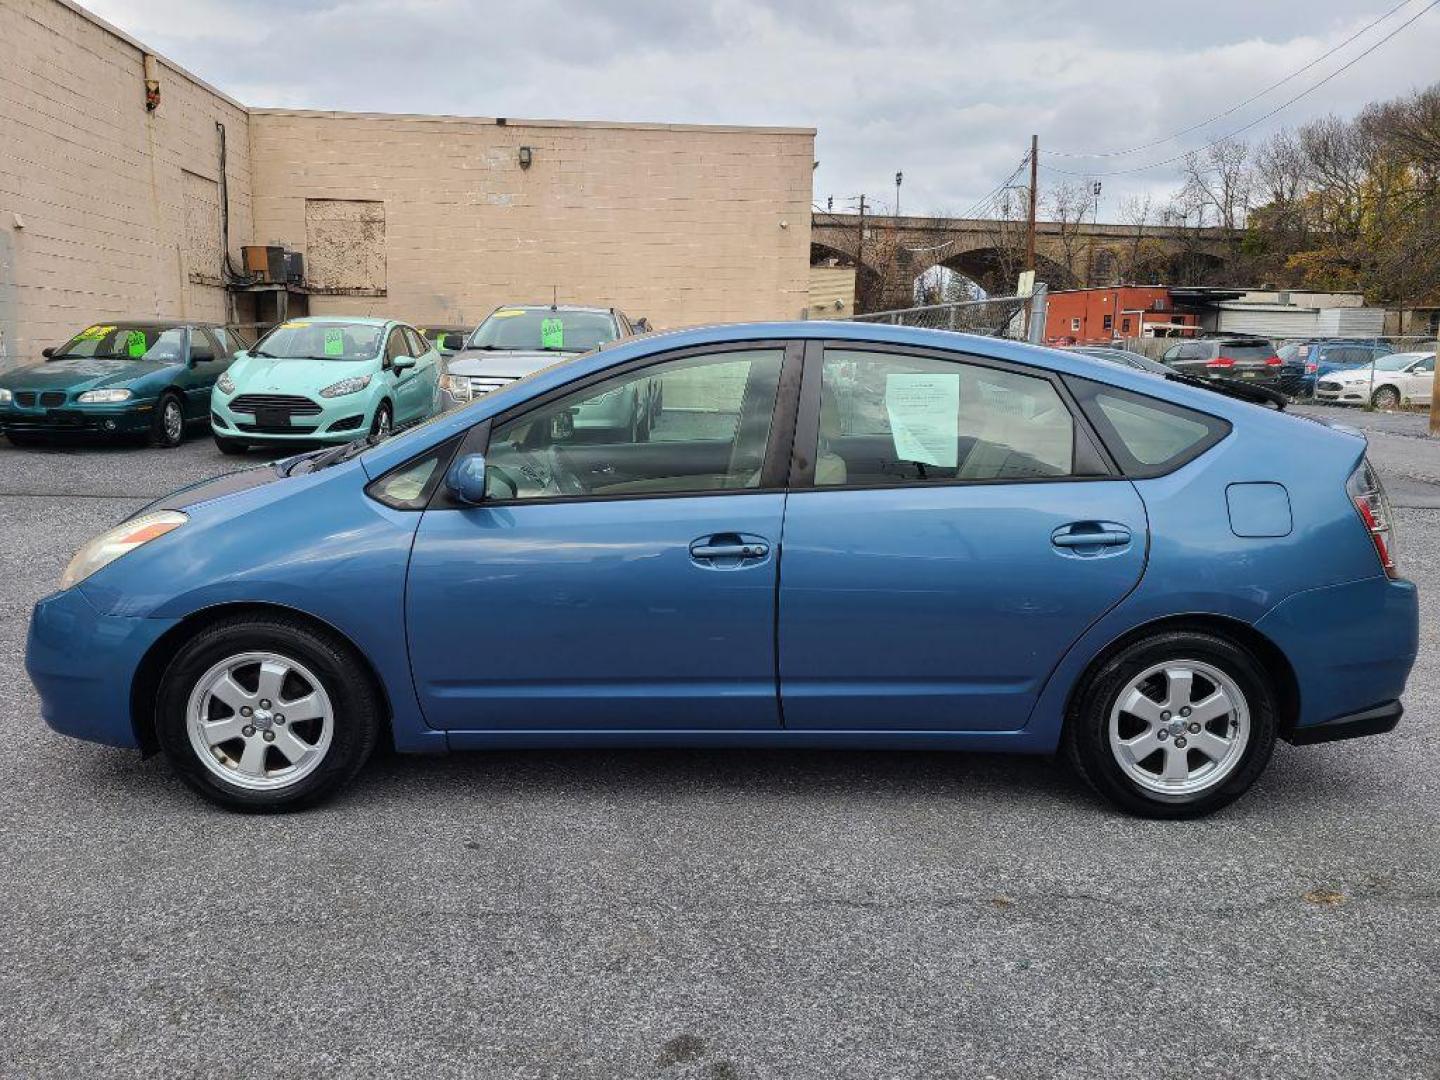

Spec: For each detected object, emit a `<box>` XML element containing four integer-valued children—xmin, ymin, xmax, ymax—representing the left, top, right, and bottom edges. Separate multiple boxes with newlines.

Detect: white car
<box><xmin>1314</xmin><ymin>351</ymin><xmax>1435</xmax><ymax>409</ymax></box>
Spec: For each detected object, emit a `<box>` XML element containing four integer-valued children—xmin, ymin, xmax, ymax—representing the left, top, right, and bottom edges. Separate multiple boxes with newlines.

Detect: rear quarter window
<box><xmin>1066</xmin><ymin>378</ymin><xmax>1231</xmax><ymax>478</ymax></box>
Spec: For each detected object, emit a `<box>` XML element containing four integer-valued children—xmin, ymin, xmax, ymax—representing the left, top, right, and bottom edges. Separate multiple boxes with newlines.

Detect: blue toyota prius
<box><xmin>26</xmin><ymin>323</ymin><xmax>1419</xmax><ymax>817</ymax></box>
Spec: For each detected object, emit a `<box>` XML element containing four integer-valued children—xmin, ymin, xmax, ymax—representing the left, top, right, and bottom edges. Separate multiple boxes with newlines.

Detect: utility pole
<box><xmin>895</xmin><ymin>171</ymin><xmax>903</xmax><ymax>220</ymax></box>
<box><xmin>1084</xmin><ymin>180</ymin><xmax>1102</xmax><ymax>287</ymax></box>
<box><xmin>1023</xmin><ymin>136</ymin><xmax>1038</xmax><ymax>339</ymax></box>
<box><xmin>1025</xmin><ymin>135</ymin><xmax>1038</xmax><ymax>275</ymax></box>
<box><xmin>1430</xmin><ymin>332</ymin><xmax>1440</xmax><ymax>437</ymax></box>
<box><xmin>855</xmin><ymin>194</ymin><xmax>867</xmax><ymax>313</ymax></box>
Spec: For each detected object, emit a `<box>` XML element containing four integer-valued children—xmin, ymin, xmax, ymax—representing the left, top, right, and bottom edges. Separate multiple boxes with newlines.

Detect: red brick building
<box><xmin>1043</xmin><ymin>287</ymin><xmax>1199</xmax><ymax>345</ymax></box>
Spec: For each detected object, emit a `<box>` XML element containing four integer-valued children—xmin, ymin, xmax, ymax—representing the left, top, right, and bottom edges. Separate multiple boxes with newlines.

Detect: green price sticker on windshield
<box><xmin>126</xmin><ymin>330</ymin><xmax>147</xmax><ymax>357</ymax></box>
<box><xmin>540</xmin><ymin>318</ymin><xmax>564</xmax><ymax>349</ymax></box>
<box><xmin>324</xmin><ymin>329</ymin><xmax>345</xmax><ymax>356</ymax></box>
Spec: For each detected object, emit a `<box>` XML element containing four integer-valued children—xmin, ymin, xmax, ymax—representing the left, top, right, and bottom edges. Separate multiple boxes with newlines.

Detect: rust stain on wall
<box><xmin>305</xmin><ymin>199</ymin><xmax>386</xmax><ymax>293</ymax></box>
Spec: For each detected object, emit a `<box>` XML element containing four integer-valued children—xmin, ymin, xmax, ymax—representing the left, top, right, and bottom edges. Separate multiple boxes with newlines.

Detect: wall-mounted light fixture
<box><xmin>518</xmin><ymin>146</ymin><xmax>533</xmax><ymax>170</ymax></box>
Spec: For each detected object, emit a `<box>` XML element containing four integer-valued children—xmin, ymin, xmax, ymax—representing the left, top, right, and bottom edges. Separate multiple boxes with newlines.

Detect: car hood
<box><xmin>227</xmin><ymin>354</ymin><xmax>374</xmax><ymax>393</ymax></box>
<box><xmin>445</xmin><ymin>349</ymin><xmax>572</xmax><ymax>379</ymax></box>
<box><xmin>0</xmin><ymin>357</ymin><xmax>172</xmax><ymax>392</ymax></box>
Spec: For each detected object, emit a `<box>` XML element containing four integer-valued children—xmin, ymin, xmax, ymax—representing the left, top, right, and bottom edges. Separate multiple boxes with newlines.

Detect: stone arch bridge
<box><xmin>811</xmin><ymin>212</ymin><xmax>1236</xmax><ymax>312</ymax></box>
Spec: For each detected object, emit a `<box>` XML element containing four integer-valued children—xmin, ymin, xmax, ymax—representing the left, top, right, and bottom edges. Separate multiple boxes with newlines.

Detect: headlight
<box><xmin>76</xmin><ymin>388</ymin><xmax>132</xmax><ymax>404</ymax></box>
<box><xmin>319</xmin><ymin>374</ymin><xmax>373</xmax><ymax>398</ymax></box>
<box><xmin>440</xmin><ymin>374</ymin><xmax>472</xmax><ymax>401</ymax></box>
<box><xmin>216</xmin><ymin>372</ymin><xmax>235</xmax><ymax>394</ymax></box>
<box><xmin>60</xmin><ymin>510</ymin><xmax>188</xmax><ymax>590</ymax></box>
<box><xmin>0</xmin><ymin>388</ymin><xmax>11</xmax><ymax>404</ymax></box>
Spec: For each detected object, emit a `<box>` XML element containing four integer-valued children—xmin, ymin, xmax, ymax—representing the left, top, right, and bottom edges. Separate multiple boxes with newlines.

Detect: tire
<box><xmin>150</xmin><ymin>393</ymin><xmax>186</xmax><ymax>448</ymax></box>
<box><xmin>1371</xmin><ymin>385</ymin><xmax>1401</xmax><ymax>411</ymax></box>
<box><xmin>1064</xmin><ymin>630</ymin><xmax>1277</xmax><ymax>819</ymax></box>
<box><xmin>370</xmin><ymin>401</ymin><xmax>393</xmax><ymax>438</ymax></box>
<box><xmin>154</xmin><ymin>615</ymin><xmax>381</xmax><ymax>812</ymax></box>
<box><xmin>214</xmin><ymin>436</ymin><xmax>249</xmax><ymax>455</ymax></box>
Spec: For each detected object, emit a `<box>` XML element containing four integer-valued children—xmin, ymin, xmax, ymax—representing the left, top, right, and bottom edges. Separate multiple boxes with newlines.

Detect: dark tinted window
<box><xmin>1219</xmin><ymin>342</ymin><xmax>1274</xmax><ymax>360</ymax></box>
<box><xmin>1069</xmin><ymin>378</ymin><xmax>1230</xmax><ymax>478</ymax></box>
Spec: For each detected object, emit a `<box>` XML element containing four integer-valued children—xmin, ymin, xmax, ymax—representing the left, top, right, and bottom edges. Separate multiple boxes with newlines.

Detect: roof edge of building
<box><xmin>246</xmin><ymin>107</ymin><xmax>816</xmax><ymax>137</ymax></box>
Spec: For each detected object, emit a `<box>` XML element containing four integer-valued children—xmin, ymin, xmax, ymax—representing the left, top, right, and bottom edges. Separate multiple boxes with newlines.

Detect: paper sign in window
<box><xmin>541</xmin><ymin>318</ymin><xmax>564</xmax><ymax>349</ymax></box>
<box><xmin>885</xmin><ymin>373</ymin><xmax>959</xmax><ymax>468</ymax></box>
<box><xmin>126</xmin><ymin>330</ymin><xmax>147</xmax><ymax>358</ymax></box>
<box><xmin>323</xmin><ymin>329</ymin><xmax>345</xmax><ymax>356</ymax></box>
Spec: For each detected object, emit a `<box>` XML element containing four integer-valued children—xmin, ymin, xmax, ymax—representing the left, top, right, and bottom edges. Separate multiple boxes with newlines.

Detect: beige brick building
<box><xmin>0</xmin><ymin>0</ymin><xmax>815</xmax><ymax>370</ymax></box>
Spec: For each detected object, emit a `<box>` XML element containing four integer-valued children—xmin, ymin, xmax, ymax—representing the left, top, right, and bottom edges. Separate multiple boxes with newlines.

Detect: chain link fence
<box><xmin>849</xmin><ymin>287</ymin><xmax>1048</xmax><ymax>343</ymax></box>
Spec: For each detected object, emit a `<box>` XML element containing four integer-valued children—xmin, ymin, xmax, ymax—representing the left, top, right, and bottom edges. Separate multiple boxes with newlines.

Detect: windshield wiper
<box><xmin>287</xmin><ymin>430</ymin><xmax>388</xmax><ymax>475</ymax></box>
<box><xmin>1165</xmin><ymin>371</ymin><xmax>1287</xmax><ymax>409</ymax></box>
<box><xmin>251</xmin><ymin>349</ymin><xmax>279</xmax><ymax>359</ymax></box>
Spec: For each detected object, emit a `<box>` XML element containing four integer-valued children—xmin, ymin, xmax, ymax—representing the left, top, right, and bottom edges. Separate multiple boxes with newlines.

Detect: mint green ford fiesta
<box><xmin>210</xmin><ymin>317</ymin><xmax>442</xmax><ymax>454</ymax></box>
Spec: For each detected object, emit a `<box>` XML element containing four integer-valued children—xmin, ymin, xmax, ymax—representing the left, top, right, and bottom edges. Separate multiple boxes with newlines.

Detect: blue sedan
<box><xmin>27</xmin><ymin>323</ymin><xmax>1419</xmax><ymax>817</ymax></box>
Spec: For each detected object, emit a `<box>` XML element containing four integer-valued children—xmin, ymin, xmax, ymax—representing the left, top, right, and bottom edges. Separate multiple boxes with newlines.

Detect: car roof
<box><xmin>278</xmin><ymin>315</ymin><xmax>392</xmax><ymax>326</ymax></box>
<box><xmin>489</xmin><ymin>304</ymin><xmax>614</xmax><ymax>316</ymax></box>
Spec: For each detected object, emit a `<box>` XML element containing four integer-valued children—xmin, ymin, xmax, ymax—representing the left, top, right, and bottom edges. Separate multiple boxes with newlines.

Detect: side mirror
<box><xmin>42</xmin><ymin>347</ymin><xmax>55</xmax><ymax>359</ymax></box>
<box><xmin>393</xmin><ymin>354</ymin><xmax>416</xmax><ymax>371</ymax></box>
<box><xmin>445</xmin><ymin>452</ymin><xmax>488</xmax><ymax>505</ymax></box>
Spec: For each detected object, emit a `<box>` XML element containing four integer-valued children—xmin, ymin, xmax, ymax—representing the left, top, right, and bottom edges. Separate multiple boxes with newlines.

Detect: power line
<box><xmin>1040</xmin><ymin>0</ymin><xmax>1440</xmax><ymax>177</ymax></box>
<box><xmin>1044</xmin><ymin>0</ymin><xmax>1416</xmax><ymax>159</ymax></box>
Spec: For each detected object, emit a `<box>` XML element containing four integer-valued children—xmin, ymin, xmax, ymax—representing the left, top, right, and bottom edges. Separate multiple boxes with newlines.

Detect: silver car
<box><xmin>440</xmin><ymin>305</ymin><xmax>658</xmax><ymax>440</ymax></box>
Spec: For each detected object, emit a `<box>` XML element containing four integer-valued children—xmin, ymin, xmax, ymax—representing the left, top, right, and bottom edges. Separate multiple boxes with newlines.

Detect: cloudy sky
<box><xmin>85</xmin><ymin>0</ymin><xmax>1440</xmax><ymax>221</ymax></box>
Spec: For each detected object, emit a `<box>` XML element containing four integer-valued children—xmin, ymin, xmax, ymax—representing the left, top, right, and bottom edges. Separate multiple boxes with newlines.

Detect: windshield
<box><xmin>251</xmin><ymin>321</ymin><xmax>383</xmax><ymax>362</ymax></box>
<box><xmin>1218</xmin><ymin>342</ymin><xmax>1274</xmax><ymax>360</ymax></box>
<box><xmin>467</xmin><ymin>309</ymin><xmax>617</xmax><ymax>352</ymax></box>
<box><xmin>52</xmin><ymin>325</ymin><xmax>187</xmax><ymax>362</ymax></box>
<box><xmin>1375</xmin><ymin>353</ymin><xmax>1426</xmax><ymax>371</ymax></box>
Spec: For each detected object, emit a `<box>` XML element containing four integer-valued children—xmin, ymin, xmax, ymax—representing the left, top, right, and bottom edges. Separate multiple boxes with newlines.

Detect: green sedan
<box><xmin>210</xmin><ymin>317</ymin><xmax>442</xmax><ymax>454</ymax></box>
<box><xmin>0</xmin><ymin>321</ymin><xmax>244</xmax><ymax>448</ymax></box>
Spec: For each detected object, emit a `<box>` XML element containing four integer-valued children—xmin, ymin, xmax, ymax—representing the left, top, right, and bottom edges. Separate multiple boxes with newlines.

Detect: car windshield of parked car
<box><xmin>467</xmin><ymin>309</ymin><xmax>617</xmax><ymax>353</ymax></box>
<box><xmin>250</xmin><ymin>321</ymin><xmax>383</xmax><ymax>362</ymax></box>
<box><xmin>1216</xmin><ymin>342</ymin><xmax>1274</xmax><ymax>360</ymax></box>
<box><xmin>51</xmin><ymin>324</ymin><xmax>187</xmax><ymax>362</ymax></box>
<box><xmin>1372</xmin><ymin>353</ymin><xmax>1423</xmax><ymax>372</ymax></box>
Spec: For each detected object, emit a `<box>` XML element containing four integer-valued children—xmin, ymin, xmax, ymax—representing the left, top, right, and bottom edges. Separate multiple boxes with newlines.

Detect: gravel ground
<box><xmin>1</xmin><ymin>420</ymin><xmax>1437</xmax><ymax>1080</ymax></box>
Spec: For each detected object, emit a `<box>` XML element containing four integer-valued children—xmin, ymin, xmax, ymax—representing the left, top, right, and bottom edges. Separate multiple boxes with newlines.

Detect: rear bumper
<box><xmin>1255</xmin><ymin>576</ymin><xmax>1419</xmax><ymax>738</ymax></box>
<box><xmin>1286</xmin><ymin>701</ymin><xmax>1402</xmax><ymax>746</ymax></box>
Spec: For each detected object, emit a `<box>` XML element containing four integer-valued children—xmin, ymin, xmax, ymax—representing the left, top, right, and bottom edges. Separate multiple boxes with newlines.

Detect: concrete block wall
<box><xmin>0</xmin><ymin>0</ymin><xmax>253</xmax><ymax>368</ymax></box>
<box><xmin>248</xmin><ymin>111</ymin><xmax>814</xmax><ymax>332</ymax></box>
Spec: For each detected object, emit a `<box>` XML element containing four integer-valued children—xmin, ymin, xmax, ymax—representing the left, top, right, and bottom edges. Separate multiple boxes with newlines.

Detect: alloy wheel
<box><xmin>163</xmin><ymin>399</ymin><xmax>184</xmax><ymax>443</ymax></box>
<box><xmin>1107</xmin><ymin>660</ymin><xmax>1250</xmax><ymax>798</ymax></box>
<box><xmin>185</xmin><ymin>651</ymin><xmax>335</xmax><ymax>791</ymax></box>
<box><xmin>1372</xmin><ymin>387</ymin><xmax>1399</xmax><ymax>410</ymax></box>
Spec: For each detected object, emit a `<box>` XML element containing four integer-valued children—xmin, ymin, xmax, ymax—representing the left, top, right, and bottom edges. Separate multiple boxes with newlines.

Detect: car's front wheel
<box><xmin>1065</xmin><ymin>631</ymin><xmax>1277</xmax><ymax>818</ymax></box>
<box><xmin>1371</xmin><ymin>385</ymin><xmax>1401</xmax><ymax>410</ymax></box>
<box><xmin>154</xmin><ymin>615</ymin><xmax>381</xmax><ymax>811</ymax></box>
<box><xmin>150</xmin><ymin>393</ymin><xmax>187</xmax><ymax>448</ymax></box>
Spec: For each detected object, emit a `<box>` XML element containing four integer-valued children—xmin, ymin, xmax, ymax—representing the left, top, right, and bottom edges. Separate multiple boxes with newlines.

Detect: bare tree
<box><xmin>1045</xmin><ymin>181</ymin><xmax>1091</xmax><ymax>285</ymax></box>
<box><xmin>1179</xmin><ymin>137</ymin><xmax>1254</xmax><ymax>232</ymax></box>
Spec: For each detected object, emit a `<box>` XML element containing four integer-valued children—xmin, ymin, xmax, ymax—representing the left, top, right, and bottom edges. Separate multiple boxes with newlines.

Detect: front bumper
<box><xmin>211</xmin><ymin>395</ymin><xmax>371</xmax><ymax>444</ymax></box>
<box><xmin>1314</xmin><ymin>384</ymin><xmax>1369</xmax><ymax>404</ymax></box>
<box><xmin>0</xmin><ymin>400</ymin><xmax>155</xmax><ymax>436</ymax></box>
<box><xmin>26</xmin><ymin>587</ymin><xmax>177</xmax><ymax>748</ymax></box>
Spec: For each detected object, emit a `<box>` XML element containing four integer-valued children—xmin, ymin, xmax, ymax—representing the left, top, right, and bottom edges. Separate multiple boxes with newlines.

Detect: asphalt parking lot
<box><xmin>2</xmin><ymin>407</ymin><xmax>1437</xmax><ymax>1079</ymax></box>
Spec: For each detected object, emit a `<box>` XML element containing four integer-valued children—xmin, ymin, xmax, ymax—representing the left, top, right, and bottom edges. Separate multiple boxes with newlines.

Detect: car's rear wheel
<box><xmin>1371</xmin><ymin>385</ymin><xmax>1401</xmax><ymax>410</ymax></box>
<box><xmin>213</xmin><ymin>435</ymin><xmax>248</xmax><ymax>455</ymax></box>
<box><xmin>150</xmin><ymin>393</ymin><xmax>186</xmax><ymax>448</ymax></box>
<box><xmin>1065</xmin><ymin>631</ymin><xmax>1277</xmax><ymax>818</ymax></box>
<box><xmin>155</xmin><ymin>615</ymin><xmax>381</xmax><ymax>811</ymax></box>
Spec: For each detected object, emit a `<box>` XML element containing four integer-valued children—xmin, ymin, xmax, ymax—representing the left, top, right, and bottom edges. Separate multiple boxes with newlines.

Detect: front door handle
<box><xmin>1051</xmin><ymin>522</ymin><xmax>1132</xmax><ymax>550</ymax></box>
<box><xmin>690</xmin><ymin>541</ymin><xmax>768</xmax><ymax>560</ymax></box>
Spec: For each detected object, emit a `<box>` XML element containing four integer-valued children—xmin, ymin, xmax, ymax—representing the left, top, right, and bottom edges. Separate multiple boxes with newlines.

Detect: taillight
<box><xmin>1305</xmin><ymin>362</ymin><xmax>1318</xmax><ymax>373</ymax></box>
<box><xmin>1265</xmin><ymin>355</ymin><xmax>1282</xmax><ymax>367</ymax></box>
<box><xmin>1348</xmin><ymin>459</ymin><xmax>1400</xmax><ymax>579</ymax></box>
<box><xmin>1206</xmin><ymin>356</ymin><xmax>1235</xmax><ymax>369</ymax></box>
